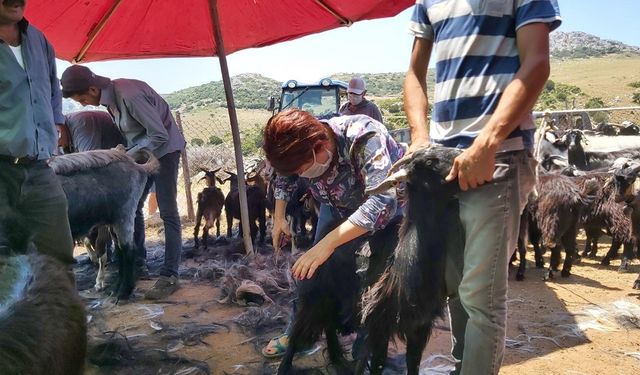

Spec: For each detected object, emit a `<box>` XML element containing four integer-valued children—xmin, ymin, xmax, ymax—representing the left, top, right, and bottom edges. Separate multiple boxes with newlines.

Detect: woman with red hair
<box><xmin>261</xmin><ymin>108</ymin><xmax>405</xmax><ymax>359</ymax></box>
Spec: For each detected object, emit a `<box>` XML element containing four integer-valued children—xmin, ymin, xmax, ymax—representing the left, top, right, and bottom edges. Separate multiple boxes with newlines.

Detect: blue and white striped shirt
<box><xmin>409</xmin><ymin>0</ymin><xmax>561</xmax><ymax>151</ymax></box>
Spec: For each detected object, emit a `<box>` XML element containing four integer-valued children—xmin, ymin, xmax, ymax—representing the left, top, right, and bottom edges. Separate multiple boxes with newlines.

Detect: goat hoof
<box><xmin>618</xmin><ymin>259</ymin><xmax>631</xmax><ymax>273</ymax></box>
<box><xmin>601</xmin><ymin>258</ymin><xmax>611</xmax><ymax>266</ymax></box>
<box><xmin>535</xmin><ymin>261</ymin><xmax>545</xmax><ymax>269</ymax></box>
<box><xmin>633</xmin><ymin>280</ymin><xmax>640</xmax><ymax>289</ymax></box>
<box><xmin>516</xmin><ymin>272</ymin><xmax>525</xmax><ymax>281</ymax></box>
<box><xmin>543</xmin><ymin>270</ymin><xmax>553</xmax><ymax>281</ymax></box>
<box><xmin>561</xmin><ymin>269</ymin><xmax>571</xmax><ymax>278</ymax></box>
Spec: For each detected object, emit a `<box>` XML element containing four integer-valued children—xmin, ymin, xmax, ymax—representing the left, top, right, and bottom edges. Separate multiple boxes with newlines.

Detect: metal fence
<box><xmin>174</xmin><ymin>109</ymin><xmax>272</xmax><ymax>221</ymax></box>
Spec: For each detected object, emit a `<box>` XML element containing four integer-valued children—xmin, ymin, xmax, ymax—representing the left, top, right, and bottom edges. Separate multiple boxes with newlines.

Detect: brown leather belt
<box><xmin>0</xmin><ymin>155</ymin><xmax>42</xmax><ymax>166</ymax></box>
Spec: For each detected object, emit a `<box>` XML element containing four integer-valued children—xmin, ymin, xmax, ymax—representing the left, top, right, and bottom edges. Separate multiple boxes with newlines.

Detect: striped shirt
<box><xmin>409</xmin><ymin>0</ymin><xmax>561</xmax><ymax>151</ymax></box>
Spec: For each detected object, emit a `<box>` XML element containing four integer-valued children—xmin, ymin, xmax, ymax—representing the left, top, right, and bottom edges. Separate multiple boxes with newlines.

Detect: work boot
<box><xmin>144</xmin><ymin>275</ymin><xmax>179</xmax><ymax>300</ymax></box>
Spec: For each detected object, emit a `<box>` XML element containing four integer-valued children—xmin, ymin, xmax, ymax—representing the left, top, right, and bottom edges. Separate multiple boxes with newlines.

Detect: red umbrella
<box><xmin>25</xmin><ymin>0</ymin><xmax>414</xmax><ymax>253</ymax></box>
<box><xmin>26</xmin><ymin>0</ymin><xmax>413</xmax><ymax>63</ymax></box>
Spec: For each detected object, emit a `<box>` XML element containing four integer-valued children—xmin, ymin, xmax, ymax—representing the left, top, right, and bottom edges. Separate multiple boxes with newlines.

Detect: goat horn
<box><xmin>387</xmin><ymin>145</ymin><xmax>431</xmax><ymax>177</ymax></box>
<box><xmin>365</xmin><ymin>168</ymin><xmax>408</xmax><ymax>195</ymax></box>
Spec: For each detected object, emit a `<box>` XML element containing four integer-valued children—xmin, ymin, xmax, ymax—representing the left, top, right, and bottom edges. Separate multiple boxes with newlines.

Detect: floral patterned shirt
<box><xmin>274</xmin><ymin>115</ymin><xmax>405</xmax><ymax>232</ymax></box>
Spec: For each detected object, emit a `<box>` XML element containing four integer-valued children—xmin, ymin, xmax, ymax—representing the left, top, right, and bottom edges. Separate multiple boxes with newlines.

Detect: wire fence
<box><xmin>173</xmin><ymin>109</ymin><xmax>272</xmax><ymax>222</ymax></box>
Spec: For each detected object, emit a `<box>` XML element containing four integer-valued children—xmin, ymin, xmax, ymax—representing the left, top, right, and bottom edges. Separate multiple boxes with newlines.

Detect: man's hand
<box><xmin>406</xmin><ymin>137</ymin><xmax>430</xmax><ymax>156</ymax></box>
<box><xmin>291</xmin><ymin>240</ymin><xmax>335</xmax><ymax>280</ymax></box>
<box><xmin>445</xmin><ymin>142</ymin><xmax>497</xmax><ymax>191</ymax></box>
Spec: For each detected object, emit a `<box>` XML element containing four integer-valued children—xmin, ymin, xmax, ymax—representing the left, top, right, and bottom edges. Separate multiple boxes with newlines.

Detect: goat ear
<box><xmin>216</xmin><ymin>176</ymin><xmax>226</xmax><ymax>185</ymax></box>
<box><xmin>212</xmin><ymin>166</ymin><xmax>222</xmax><ymax>174</ymax></box>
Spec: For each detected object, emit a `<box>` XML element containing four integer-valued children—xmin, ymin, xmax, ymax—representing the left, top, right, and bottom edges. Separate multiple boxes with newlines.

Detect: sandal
<box><xmin>262</xmin><ymin>334</ymin><xmax>289</xmax><ymax>358</ymax></box>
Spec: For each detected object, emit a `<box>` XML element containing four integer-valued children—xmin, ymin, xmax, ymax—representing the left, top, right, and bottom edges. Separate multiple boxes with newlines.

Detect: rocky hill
<box><xmin>164</xmin><ymin>73</ymin><xmax>280</xmax><ymax>111</ymax></box>
<box><xmin>550</xmin><ymin>31</ymin><xmax>640</xmax><ymax>59</ymax></box>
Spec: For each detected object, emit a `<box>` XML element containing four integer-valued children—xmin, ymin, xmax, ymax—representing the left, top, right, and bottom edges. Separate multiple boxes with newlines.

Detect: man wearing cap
<box><xmin>0</xmin><ymin>0</ymin><xmax>75</xmax><ymax>264</ymax></box>
<box><xmin>58</xmin><ymin>110</ymin><xmax>125</xmax><ymax>154</ymax></box>
<box><xmin>61</xmin><ymin>65</ymin><xmax>186</xmax><ymax>300</ymax></box>
<box><xmin>339</xmin><ymin>77</ymin><xmax>383</xmax><ymax>123</ymax></box>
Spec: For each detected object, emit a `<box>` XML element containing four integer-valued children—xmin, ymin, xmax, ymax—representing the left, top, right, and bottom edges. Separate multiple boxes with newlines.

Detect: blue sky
<box><xmin>53</xmin><ymin>1</ymin><xmax>640</xmax><ymax>94</ymax></box>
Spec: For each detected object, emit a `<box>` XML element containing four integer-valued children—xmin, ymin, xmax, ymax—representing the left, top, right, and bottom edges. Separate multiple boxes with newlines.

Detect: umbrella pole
<box><xmin>208</xmin><ymin>0</ymin><xmax>254</xmax><ymax>255</ymax></box>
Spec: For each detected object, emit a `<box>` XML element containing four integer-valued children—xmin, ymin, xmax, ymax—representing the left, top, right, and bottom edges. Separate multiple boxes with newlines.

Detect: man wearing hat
<box><xmin>61</xmin><ymin>65</ymin><xmax>186</xmax><ymax>300</ymax></box>
<box><xmin>339</xmin><ymin>77</ymin><xmax>383</xmax><ymax>123</ymax></box>
<box><xmin>0</xmin><ymin>0</ymin><xmax>75</xmax><ymax>264</ymax></box>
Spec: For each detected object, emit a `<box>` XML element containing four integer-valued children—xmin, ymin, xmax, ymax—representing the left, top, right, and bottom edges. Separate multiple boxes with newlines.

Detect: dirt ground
<box><xmin>74</xmin><ymin>220</ymin><xmax>640</xmax><ymax>375</ymax></box>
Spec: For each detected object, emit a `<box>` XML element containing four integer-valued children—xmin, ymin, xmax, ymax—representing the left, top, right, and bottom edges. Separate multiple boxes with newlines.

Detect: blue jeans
<box><xmin>445</xmin><ymin>150</ymin><xmax>536</xmax><ymax>375</ymax></box>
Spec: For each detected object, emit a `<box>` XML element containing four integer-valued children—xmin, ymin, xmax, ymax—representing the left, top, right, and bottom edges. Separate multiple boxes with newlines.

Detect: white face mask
<box><xmin>348</xmin><ymin>93</ymin><xmax>363</xmax><ymax>106</ymax></box>
<box><xmin>299</xmin><ymin>148</ymin><xmax>333</xmax><ymax>178</ymax></box>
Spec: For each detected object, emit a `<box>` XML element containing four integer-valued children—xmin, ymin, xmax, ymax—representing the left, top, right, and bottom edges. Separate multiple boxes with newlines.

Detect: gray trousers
<box><xmin>445</xmin><ymin>151</ymin><xmax>536</xmax><ymax>375</ymax></box>
<box><xmin>134</xmin><ymin>151</ymin><xmax>182</xmax><ymax>277</ymax></box>
<box><xmin>0</xmin><ymin>161</ymin><xmax>75</xmax><ymax>264</ymax></box>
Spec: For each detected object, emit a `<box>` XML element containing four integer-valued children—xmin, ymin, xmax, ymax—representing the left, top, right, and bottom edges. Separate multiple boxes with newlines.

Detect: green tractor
<box><xmin>268</xmin><ymin>78</ymin><xmax>348</xmax><ymax>119</ymax></box>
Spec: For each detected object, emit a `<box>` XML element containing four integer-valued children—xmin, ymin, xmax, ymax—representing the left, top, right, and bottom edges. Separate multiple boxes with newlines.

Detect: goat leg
<box><xmin>406</xmin><ymin>324</ymin><xmax>433</xmax><ymax>375</ymax></box>
<box><xmin>325</xmin><ymin>325</ymin><xmax>350</xmax><ymax>375</ymax></box>
<box><xmin>601</xmin><ymin>240</ymin><xmax>621</xmax><ymax>266</ymax></box>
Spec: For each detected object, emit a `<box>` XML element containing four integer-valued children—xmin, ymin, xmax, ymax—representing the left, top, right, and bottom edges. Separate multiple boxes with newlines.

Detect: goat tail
<box><xmin>360</xmin><ymin>265</ymin><xmax>400</xmax><ymax>343</ymax></box>
<box><xmin>135</xmin><ymin>149</ymin><xmax>161</xmax><ymax>175</ymax></box>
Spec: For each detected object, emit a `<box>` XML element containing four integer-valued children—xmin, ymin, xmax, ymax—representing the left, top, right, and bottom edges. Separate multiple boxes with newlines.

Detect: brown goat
<box><xmin>194</xmin><ymin>168</ymin><xmax>226</xmax><ymax>249</ymax></box>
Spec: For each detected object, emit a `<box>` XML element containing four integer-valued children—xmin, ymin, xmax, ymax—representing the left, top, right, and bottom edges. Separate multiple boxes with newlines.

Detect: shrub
<box><xmin>191</xmin><ymin>138</ymin><xmax>204</xmax><ymax>146</ymax></box>
<box><xmin>208</xmin><ymin>135</ymin><xmax>224</xmax><ymax>145</ymax></box>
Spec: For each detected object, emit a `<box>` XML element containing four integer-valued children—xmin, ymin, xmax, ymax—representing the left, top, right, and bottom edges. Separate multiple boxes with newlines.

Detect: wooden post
<box><xmin>208</xmin><ymin>0</ymin><xmax>254</xmax><ymax>255</ymax></box>
<box><xmin>175</xmin><ymin>111</ymin><xmax>195</xmax><ymax>221</ymax></box>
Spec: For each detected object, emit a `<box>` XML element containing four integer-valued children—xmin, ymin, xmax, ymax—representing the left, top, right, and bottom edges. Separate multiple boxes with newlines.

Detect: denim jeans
<box><xmin>134</xmin><ymin>151</ymin><xmax>182</xmax><ymax>277</ymax></box>
<box><xmin>445</xmin><ymin>150</ymin><xmax>536</xmax><ymax>375</ymax></box>
<box><xmin>0</xmin><ymin>161</ymin><xmax>75</xmax><ymax>264</ymax></box>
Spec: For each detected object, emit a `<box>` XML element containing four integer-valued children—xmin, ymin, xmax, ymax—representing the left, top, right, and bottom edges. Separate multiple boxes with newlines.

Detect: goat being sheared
<box><xmin>359</xmin><ymin>146</ymin><xmax>462</xmax><ymax>375</ymax></box>
<box><xmin>0</xmin><ymin>214</ymin><xmax>87</xmax><ymax>375</ymax></box>
<box><xmin>49</xmin><ymin>146</ymin><xmax>159</xmax><ymax>299</ymax></box>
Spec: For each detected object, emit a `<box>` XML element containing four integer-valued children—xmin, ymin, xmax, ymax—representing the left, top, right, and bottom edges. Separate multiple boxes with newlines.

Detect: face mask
<box><xmin>299</xmin><ymin>148</ymin><xmax>333</xmax><ymax>178</ymax></box>
<box><xmin>348</xmin><ymin>93</ymin><xmax>363</xmax><ymax>106</ymax></box>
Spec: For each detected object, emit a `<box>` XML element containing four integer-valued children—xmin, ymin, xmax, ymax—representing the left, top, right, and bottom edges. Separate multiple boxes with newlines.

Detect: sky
<box><xmin>52</xmin><ymin>1</ymin><xmax>640</xmax><ymax>95</ymax></box>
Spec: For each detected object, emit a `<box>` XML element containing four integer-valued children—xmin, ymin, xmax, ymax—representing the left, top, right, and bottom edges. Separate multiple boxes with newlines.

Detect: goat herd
<box><xmin>1</xmin><ymin>123</ymin><xmax>640</xmax><ymax>374</ymax></box>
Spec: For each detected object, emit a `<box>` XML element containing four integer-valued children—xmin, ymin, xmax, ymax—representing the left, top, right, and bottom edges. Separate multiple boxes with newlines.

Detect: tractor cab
<box><xmin>268</xmin><ymin>78</ymin><xmax>348</xmax><ymax>119</ymax></box>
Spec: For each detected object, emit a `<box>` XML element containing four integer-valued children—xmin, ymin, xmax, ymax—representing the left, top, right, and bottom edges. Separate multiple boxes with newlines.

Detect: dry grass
<box><xmin>550</xmin><ymin>55</ymin><xmax>640</xmax><ymax>105</ymax></box>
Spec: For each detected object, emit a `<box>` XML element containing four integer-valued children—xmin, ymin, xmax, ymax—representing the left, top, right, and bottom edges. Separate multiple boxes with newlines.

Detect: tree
<box><xmin>632</xmin><ymin>92</ymin><xmax>640</xmax><ymax>105</ymax></box>
<box><xmin>191</xmin><ymin>138</ymin><xmax>204</xmax><ymax>146</ymax></box>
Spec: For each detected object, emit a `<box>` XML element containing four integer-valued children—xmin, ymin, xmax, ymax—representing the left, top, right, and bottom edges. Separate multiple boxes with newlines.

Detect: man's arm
<box><xmin>404</xmin><ymin>37</ymin><xmax>433</xmax><ymax>153</ymax></box>
<box><xmin>445</xmin><ymin>23</ymin><xmax>551</xmax><ymax>191</ymax></box>
<box><xmin>46</xmin><ymin>38</ymin><xmax>64</xmax><ymax>125</ymax></box>
<box><xmin>124</xmin><ymin>94</ymin><xmax>170</xmax><ymax>154</ymax></box>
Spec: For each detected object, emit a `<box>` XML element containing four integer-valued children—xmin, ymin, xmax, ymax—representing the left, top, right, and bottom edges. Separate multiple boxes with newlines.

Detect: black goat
<box><xmin>574</xmin><ymin>174</ymin><xmax>636</xmax><ymax>270</ymax></box>
<box><xmin>512</xmin><ymin>195</ymin><xmax>544</xmax><ymax>281</ymax></box>
<box><xmin>277</xmin><ymin>205</ymin><xmax>400</xmax><ymax>374</ymax></box>
<box><xmin>359</xmin><ymin>146</ymin><xmax>462</xmax><ymax>375</ymax></box>
<box><xmin>220</xmin><ymin>171</ymin><xmax>267</xmax><ymax>244</ymax></box>
<box><xmin>285</xmin><ymin>176</ymin><xmax>319</xmax><ymax>249</ymax></box>
<box><xmin>0</xmin><ymin>215</ymin><xmax>87</xmax><ymax>375</ymax></box>
<box><xmin>610</xmin><ymin>159</ymin><xmax>640</xmax><ymax>289</ymax></box>
<box><xmin>194</xmin><ymin>168</ymin><xmax>225</xmax><ymax>249</ymax></box>
<box><xmin>533</xmin><ymin>174</ymin><xmax>592</xmax><ymax>279</ymax></box>
<box><xmin>49</xmin><ymin>146</ymin><xmax>159</xmax><ymax>299</ymax></box>
<box><xmin>537</xmin><ymin>128</ymin><xmax>640</xmax><ymax>172</ymax></box>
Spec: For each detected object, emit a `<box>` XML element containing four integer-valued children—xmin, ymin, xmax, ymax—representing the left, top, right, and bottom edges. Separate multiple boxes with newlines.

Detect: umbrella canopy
<box><xmin>25</xmin><ymin>0</ymin><xmax>413</xmax><ymax>63</ymax></box>
<box><xmin>25</xmin><ymin>0</ymin><xmax>414</xmax><ymax>254</ymax></box>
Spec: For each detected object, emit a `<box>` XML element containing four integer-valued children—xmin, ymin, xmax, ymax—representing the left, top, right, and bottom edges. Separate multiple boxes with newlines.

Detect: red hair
<box><xmin>263</xmin><ymin>109</ymin><xmax>331</xmax><ymax>175</ymax></box>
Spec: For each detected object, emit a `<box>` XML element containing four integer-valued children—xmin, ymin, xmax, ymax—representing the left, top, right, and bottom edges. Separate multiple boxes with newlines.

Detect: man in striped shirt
<box><xmin>404</xmin><ymin>1</ymin><xmax>561</xmax><ymax>374</ymax></box>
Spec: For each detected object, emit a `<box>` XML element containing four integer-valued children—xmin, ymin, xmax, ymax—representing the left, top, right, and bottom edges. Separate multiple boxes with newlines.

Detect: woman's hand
<box><xmin>271</xmin><ymin>216</ymin><xmax>291</xmax><ymax>256</ymax></box>
<box><xmin>291</xmin><ymin>240</ymin><xmax>336</xmax><ymax>280</ymax></box>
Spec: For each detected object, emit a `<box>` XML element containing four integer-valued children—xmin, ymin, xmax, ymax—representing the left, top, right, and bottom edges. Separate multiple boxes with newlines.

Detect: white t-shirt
<box><xmin>9</xmin><ymin>44</ymin><xmax>25</xmax><ymax>69</ymax></box>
